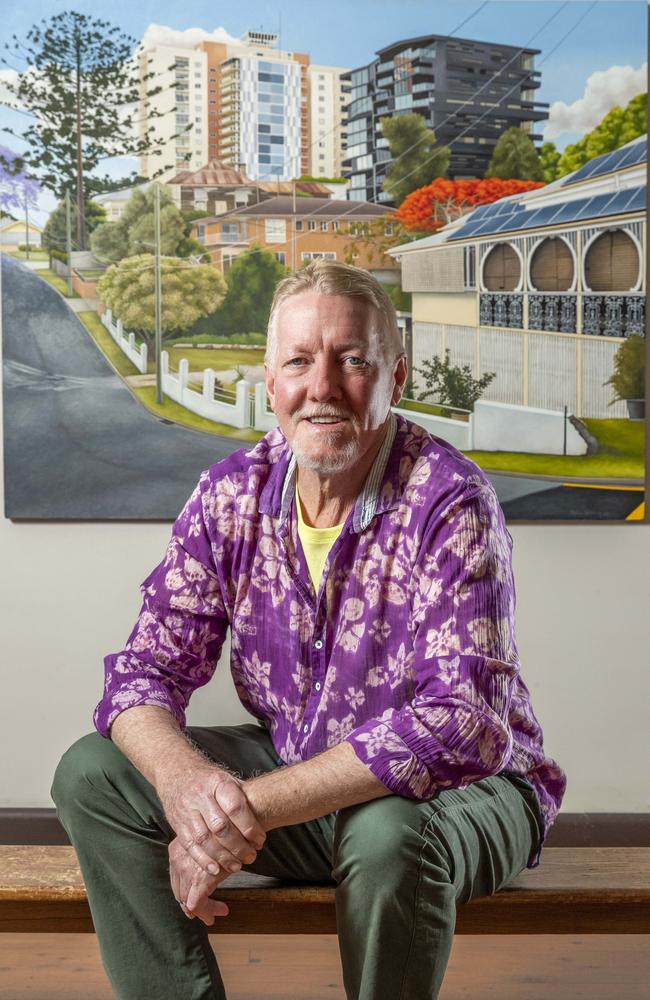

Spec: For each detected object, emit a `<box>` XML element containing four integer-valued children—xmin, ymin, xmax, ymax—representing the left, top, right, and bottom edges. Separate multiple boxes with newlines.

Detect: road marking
<box><xmin>559</xmin><ymin>483</ymin><xmax>644</xmax><ymax>492</ymax></box>
<box><xmin>627</xmin><ymin>502</ymin><xmax>646</xmax><ymax>521</ymax></box>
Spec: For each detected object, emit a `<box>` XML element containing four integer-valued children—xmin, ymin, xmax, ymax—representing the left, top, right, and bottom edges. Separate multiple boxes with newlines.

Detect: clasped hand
<box><xmin>159</xmin><ymin>764</ymin><xmax>266</xmax><ymax>923</ymax></box>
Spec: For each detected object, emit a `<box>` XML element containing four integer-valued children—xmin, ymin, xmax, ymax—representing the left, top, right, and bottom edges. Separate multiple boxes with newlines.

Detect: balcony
<box><xmin>582</xmin><ymin>294</ymin><xmax>645</xmax><ymax>338</ymax></box>
<box><xmin>528</xmin><ymin>294</ymin><xmax>576</xmax><ymax>333</ymax></box>
<box><xmin>479</xmin><ymin>293</ymin><xmax>524</xmax><ymax>329</ymax></box>
<box><xmin>479</xmin><ymin>293</ymin><xmax>645</xmax><ymax>338</ymax></box>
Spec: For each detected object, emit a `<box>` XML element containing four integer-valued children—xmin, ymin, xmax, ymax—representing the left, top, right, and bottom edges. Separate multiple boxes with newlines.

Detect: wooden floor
<box><xmin>0</xmin><ymin>934</ymin><xmax>648</xmax><ymax>999</ymax></box>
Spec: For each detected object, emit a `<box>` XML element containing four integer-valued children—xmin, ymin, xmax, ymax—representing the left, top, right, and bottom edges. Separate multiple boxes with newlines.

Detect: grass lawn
<box><xmin>8</xmin><ymin>249</ymin><xmax>49</xmax><ymax>261</ymax></box>
<box><xmin>135</xmin><ymin>387</ymin><xmax>263</xmax><ymax>441</ymax></box>
<box><xmin>465</xmin><ymin>418</ymin><xmax>644</xmax><ymax>479</ymax></box>
<box><xmin>400</xmin><ymin>398</ymin><xmax>468</xmax><ymax>420</ymax></box>
<box><xmin>149</xmin><ymin>346</ymin><xmax>265</xmax><ymax>375</ymax></box>
<box><xmin>76</xmin><ymin>310</ymin><xmax>140</xmax><ymax>378</ymax></box>
<box><xmin>33</xmin><ymin>268</ymin><xmax>80</xmax><ymax>298</ymax></box>
<box><xmin>77</xmin><ymin>269</ymin><xmax>106</xmax><ymax>280</ymax></box>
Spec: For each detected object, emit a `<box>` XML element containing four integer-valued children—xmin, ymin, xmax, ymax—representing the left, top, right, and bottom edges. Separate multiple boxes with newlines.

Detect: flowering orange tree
<box><xmin>395</xmin><ymin>177</ymin><xmax>545</xmax><ymax>234</ymax></box>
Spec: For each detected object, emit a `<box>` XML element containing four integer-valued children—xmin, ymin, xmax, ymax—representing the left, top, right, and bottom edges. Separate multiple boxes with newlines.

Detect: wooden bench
<box><xmin>1</xmin><ymin>845</ymin><xmax>648</xmax><ymax>936</ymax></box>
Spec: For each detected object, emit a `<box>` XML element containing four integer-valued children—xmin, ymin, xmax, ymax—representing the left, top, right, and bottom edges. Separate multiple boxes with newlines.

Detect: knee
<box><xmin>333</xmin><ymin>796</ymin><xmax>452</xmax><ymax>889</ymax></box>
<box><xmin>51</xmin><ymin>732</ymin><xmax>124</xmax><ymax>815</ymax></box>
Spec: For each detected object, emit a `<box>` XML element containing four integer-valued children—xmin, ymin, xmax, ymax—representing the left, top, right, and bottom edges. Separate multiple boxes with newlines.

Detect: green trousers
<box><xmin>52</xmin><ymin>722</ymin><xmax>543</xmax><ymax>1000</ymax></box>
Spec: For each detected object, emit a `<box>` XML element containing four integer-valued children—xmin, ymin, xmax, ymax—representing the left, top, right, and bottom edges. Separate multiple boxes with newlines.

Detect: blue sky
<box><xmin>1</xmin><ymin>1</ymin><xmax>646</xmax><ymax>222</ymax></box>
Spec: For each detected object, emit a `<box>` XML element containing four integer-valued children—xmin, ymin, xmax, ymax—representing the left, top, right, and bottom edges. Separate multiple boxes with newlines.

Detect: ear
<box><xmin>264</xmin><ymin>363</ymin><xmax>276</xmax><ymax>412</ymax></box>
<box><xmin>391</xmin><ymin>355</ymin><xmax>408</xmax><ymax>407</ymax></box>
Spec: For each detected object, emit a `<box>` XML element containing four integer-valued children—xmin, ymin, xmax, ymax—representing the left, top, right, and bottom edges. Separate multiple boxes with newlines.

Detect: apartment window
<box><xmin>197</xmin><ymin>224</ymin><xmax>205</xmax><ymax>240</ymax></box>
<box><xmin>308</xmin><ymin>221</ymin><xmax>317</xmax><ymax>231</ymax></box>
<box><xmin>320</xmin><ymin>221</ymin><xmax>328</xmax><ymax>231</ymax></box>
<box><xmin>331</xmin><ymin>221</ymin><xmax>339</xmax><ymax>232</ymax></box>
<box><xmin>295</xmin><ymin>220</ymin><xmax>303</xmax><ymax>231</ymax></box>
<box><xmin>265</xmin><ymin>218</ymin><xmax>287</xmax><ymax>243</ymax></box>
<box><xmin>301</xmin><ymin>252</ymin><xmax>336</xmax><ymax>261</ymax></box>
<box><xmin>384</xmin><ymin>223</ymin><xmax>394</xmax><ymax>236</ymax></box>
<box><xmin>275</xmin><ymin>252</ymin><xmax>286</xmax><ymax>265</ymax></box>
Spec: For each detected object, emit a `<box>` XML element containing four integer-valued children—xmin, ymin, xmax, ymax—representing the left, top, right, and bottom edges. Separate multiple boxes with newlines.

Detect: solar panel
<box><xmin>446</xmin><ymin>183</ymin><xmax>646</xmax><ymax>241</ymax></box>
<box><xmin>621</xmin><ymin>186</ymin><xmax>646</xmax><ymax>213</ymax></box>
<box><xmin>562</xmin><ymin>140</ymin><xmax>646</xmax><ymax>186</ymax></box>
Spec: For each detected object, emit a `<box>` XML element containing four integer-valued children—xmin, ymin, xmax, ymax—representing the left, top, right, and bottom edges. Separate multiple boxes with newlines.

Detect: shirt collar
<box><xmin>261</xmin><ymin>412</ymin><xmax>399</xmax><ymax>534</ymax></box>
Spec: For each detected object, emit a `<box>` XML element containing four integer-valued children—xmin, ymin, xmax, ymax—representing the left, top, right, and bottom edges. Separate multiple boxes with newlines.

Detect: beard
<box><xmin>289</xmin><ymin>407</ymin><xmax>362</xmax><ymax>475</ymax></box>
<box><xmin>291</xmin><ymin>434</ymin><xmax>361</xmax><ymax>475</ymax></box>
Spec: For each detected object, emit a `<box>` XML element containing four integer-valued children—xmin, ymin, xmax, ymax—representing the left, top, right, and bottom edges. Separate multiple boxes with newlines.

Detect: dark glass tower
<box><xmin>342</xmin><ymin>34</ymin><xmax>548</xmax><ymax>203</ymax></box>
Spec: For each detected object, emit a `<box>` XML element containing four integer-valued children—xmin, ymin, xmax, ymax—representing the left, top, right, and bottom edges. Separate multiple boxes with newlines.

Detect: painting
<box><xmin>1</xmin><ymin>0</ymin><xmax>646</xmax><ymax>520</ymax></box>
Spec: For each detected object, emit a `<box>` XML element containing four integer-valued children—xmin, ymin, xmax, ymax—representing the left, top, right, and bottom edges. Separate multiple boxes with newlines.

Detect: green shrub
<box><xmin>604</xmin><ymin>335</ymin><xmax>646</xmax><ymax>403</ymax></box>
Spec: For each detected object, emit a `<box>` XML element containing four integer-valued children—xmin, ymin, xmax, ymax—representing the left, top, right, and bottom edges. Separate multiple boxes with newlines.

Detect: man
<box><xmin>53</xmin><ymin>260</ymin><xmax>566</xmax><ymax>1000</ymax></box>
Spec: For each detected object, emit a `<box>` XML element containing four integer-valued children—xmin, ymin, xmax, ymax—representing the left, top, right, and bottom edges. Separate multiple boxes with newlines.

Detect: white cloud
<box><xmin>0</xmin><ymin>69</ymin><xmax>19</xmax><ymax>106</ymax></box>
<box><xmin>141</xmin><ymin>24</ymin><xmax>240</xmax><ymax>51</ymax></box>
<box><xmin>544</xmin><ymin>63</ymin><xmax>647</xmax><ymax>140</ymax></box>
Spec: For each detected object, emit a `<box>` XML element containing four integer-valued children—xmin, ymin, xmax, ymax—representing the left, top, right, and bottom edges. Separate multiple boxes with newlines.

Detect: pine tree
<box><xmin>380</xmin><ymin>114</ymin><xmax>450</xmax><ymax>207</ymax></box>
<box><xmin>486</xmin><ymin>128</ymin><xmax>544</xmax><ymax>181</ymax></box>
<box><xmin>0</xmin><ymin>11</ymin><xmax>181</xmax><ymax>248</ymax></box>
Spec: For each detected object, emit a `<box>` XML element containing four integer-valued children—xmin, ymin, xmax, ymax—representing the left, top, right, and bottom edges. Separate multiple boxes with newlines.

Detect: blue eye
<box><xmin>344</xmin><ymin>356</ymin><xmax>365</xmax><ymax>367</ymax></box>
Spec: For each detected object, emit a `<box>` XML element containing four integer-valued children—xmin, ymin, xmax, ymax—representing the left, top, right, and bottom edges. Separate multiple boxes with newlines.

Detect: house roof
<box><xmin>0</xmin><ymin>217</ymin><xmax>42</xmax><ymax>232</ymax></box>
<box><xmin>195</xmin><ymin>196</ymin><xmax>393</xmax><ymax>224</ymax></box>
<box><xmin>167</xmin><ymin>159</ymin><xmax>255</xmax><ymax>188</ymax></box>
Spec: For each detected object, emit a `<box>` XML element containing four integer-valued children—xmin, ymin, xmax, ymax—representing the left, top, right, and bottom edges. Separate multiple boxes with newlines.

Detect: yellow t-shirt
<box><xmin>296</xmin><ymin>489</ymin><xmax>345</xmax><ymax>591</ymax></box>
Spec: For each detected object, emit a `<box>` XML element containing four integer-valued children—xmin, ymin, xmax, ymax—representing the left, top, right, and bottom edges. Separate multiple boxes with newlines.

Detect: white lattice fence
<box><xmin>527</xmin><ymin>334</ymin><xmax>578</xmax><ymax>412</ymax></box>
<box><xmin>479</xmin><ymin>328</ymin><xmax>525</xmax><ymax>406</ymax></box>
<box><xmin>581</xmin><ymin>338</ymin><xmax>628</xmax><ymax>419</ymax></box>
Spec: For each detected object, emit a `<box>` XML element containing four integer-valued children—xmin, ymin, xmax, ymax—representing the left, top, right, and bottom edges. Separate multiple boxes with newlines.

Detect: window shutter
<box><xmin>483</xmin><ymin>244</ymin><xmax>521</xmax><ymax>291</ymax></box>
<box><xmin>530</xmin><ymin>238</ymin><xmax>574</xmax><ymax>292</ymax></box>
<box><xmin>585</xmin><ymin>230</ymin><xmax>639</xmax><ymax>292</ymax></box>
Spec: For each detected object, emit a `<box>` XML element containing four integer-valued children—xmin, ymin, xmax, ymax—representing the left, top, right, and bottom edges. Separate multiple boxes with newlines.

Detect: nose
<box><xmin>308</xmin><ymin>355</ymin><xmax>343</xmax><ymax>403</ymax></box>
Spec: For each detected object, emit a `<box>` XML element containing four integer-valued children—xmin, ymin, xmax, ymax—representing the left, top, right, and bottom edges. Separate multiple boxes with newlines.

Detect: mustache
<box><xmin>295</xmin><ymin>407</ymin><xmax>354</xmax><ymax>421</ymax></box>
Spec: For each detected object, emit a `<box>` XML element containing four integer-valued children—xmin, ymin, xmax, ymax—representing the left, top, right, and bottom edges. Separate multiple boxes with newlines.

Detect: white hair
<box><xmin>265</xmin><ymin>259</ymin><xmax>404</xmax><ymax>370</ymax></box>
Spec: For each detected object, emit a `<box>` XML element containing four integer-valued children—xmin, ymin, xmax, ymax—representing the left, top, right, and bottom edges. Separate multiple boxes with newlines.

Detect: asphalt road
<box><xmin>1</xmin><ymin>255</ymin><xmax>243</xmax><ymax>519</ymax></box>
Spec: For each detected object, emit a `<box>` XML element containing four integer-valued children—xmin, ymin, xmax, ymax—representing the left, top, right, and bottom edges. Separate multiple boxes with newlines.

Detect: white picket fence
<box><xmin>161</xmin><ymin>353</ymin><xmax>251</xmax><ymax>429</ymax></box>
<box><xmin>102</xmin><ymin>309</ymin><xmax>148</xmax><ymax>375</ymax></box>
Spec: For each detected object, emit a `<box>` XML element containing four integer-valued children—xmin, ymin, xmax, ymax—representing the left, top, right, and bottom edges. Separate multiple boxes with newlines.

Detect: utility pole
<box><xmin>65</xmin><ymin>191</ymin><xmax>73</xmax><ymax>298</ymax></box>
<box><xmin>154</xmin><ymin>183</ymin><xmax>163</xmax><ymax>405</ymax></box>
<box><xmin>24</xmin><ymin>193</ymin><xmax>30</xmax><ymax>261</ymax></box>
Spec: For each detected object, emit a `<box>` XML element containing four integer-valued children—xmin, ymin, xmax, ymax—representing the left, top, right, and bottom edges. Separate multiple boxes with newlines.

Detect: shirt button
<box><xmin>303</xmin><ymin>724</ymin><xmax>309</xmax><ymax>733</ymax></box>
<box><xmin>315</xmin><ymin>682</ymin><xmax>321</xmax><ymax>691</ymax></box>
<box><xmin>314</xmin><ymin>639</ymin><xmax>323</xmax><ymax>650</ymax></box>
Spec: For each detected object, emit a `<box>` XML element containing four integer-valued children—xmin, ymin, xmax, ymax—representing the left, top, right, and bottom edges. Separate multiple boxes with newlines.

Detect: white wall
<box><xmin>2</xmin><ymin>505</ymin><xmax>649</xmax><ymax>812</ymax></box>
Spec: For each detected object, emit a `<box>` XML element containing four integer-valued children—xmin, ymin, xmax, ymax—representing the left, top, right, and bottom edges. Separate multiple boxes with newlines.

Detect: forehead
<box><xmin>276</xmin><ymin>291</ymin><xmax>377</xmax><ymax>345</ymax></box>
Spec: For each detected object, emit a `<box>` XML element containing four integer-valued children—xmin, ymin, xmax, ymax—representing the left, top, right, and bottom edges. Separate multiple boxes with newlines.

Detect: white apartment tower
<box><xmin>139</xmin><ymin>32</ymin><xmax>348</xmax><ymax>184</ymax></box>
<box><xmin>308</xmin><ymin>65</ymin><xmax>349</xmax><ymax>178</ymax></box>
<box><xmin>138</xmin><ymin>45</ymin><xmax>209</xmax><ymax>180</ymax></box>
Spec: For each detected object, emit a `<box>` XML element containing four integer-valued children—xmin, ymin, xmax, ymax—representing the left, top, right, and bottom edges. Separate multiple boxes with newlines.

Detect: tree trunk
<box><xmin>74</xmin><ymin>32</ymin><xmax>86</xmax><ymax>251</ymax></box>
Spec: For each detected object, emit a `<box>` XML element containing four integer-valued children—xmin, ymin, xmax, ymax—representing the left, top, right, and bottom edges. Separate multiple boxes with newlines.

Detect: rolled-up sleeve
<box><xmin>94</xmin><ymin>473</ymin><xmax>229</xmax><ymax>737</ymax></box>
<box><xmin>346</xmin><ymin>479</ymin><xmax>519</xmax><ymax>799</ymax></box>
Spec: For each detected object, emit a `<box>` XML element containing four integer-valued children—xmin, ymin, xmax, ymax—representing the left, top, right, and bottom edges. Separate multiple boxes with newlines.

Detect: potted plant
<box><xmin>603</xmin><ymin>335</ymin><xmax>646</xmax><ymax>421</ymax></box>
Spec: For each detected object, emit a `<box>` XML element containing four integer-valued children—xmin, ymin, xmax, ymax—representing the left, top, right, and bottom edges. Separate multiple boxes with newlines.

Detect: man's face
<box><xmin>265</xmin><ymin>291</ymin><xmax>406</xmax><ymax>476</ymax></box>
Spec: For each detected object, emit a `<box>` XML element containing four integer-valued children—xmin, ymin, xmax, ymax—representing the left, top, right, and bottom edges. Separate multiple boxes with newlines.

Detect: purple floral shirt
<box><xmin>95</xmin><ymin>414</ymin><xmax>566</xmax><ymax>867</ymax></box>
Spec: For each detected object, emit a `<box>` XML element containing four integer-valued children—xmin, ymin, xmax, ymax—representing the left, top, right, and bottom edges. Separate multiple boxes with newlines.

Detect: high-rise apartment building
<box><xmin>139</xmin><ymin>32</ymin><xmax>348</xmax><ymax>183</ymax></box>
<box><xmin>308</xmin><ymin>65</ymin><xmax>349</xmax><ymax>178</ymax></box>
<box><xmin>343</xmin><ymin>34</ymin><xmax>548</xmax><ymax>204</ymax></box>
<box><xmin>138</xmin><ymin>45</ymin><xmax>209</xmax><ymax>180</ymax></box>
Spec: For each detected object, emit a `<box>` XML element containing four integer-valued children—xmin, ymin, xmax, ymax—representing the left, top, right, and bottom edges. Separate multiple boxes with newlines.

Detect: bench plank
<box><xmin>1</xmin><ymin>845</ymin><xmax>649</xmax><ymax>935</ymax></box>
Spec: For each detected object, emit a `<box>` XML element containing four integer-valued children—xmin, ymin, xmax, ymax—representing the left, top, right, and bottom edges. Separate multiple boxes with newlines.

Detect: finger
<box><xmin>177</xmin><ymin>814</ymin><xmax>226</xmax><ymax>874</ymax></box>
<box><xmin>212</xmin><ymin>781</ymin><xmax>267</xmax><ymax>850</ymax></box>
<box><xmin>187</xmin><ymin>808</ymin><xmax>256</xmax><ymax>873</ymax></box>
